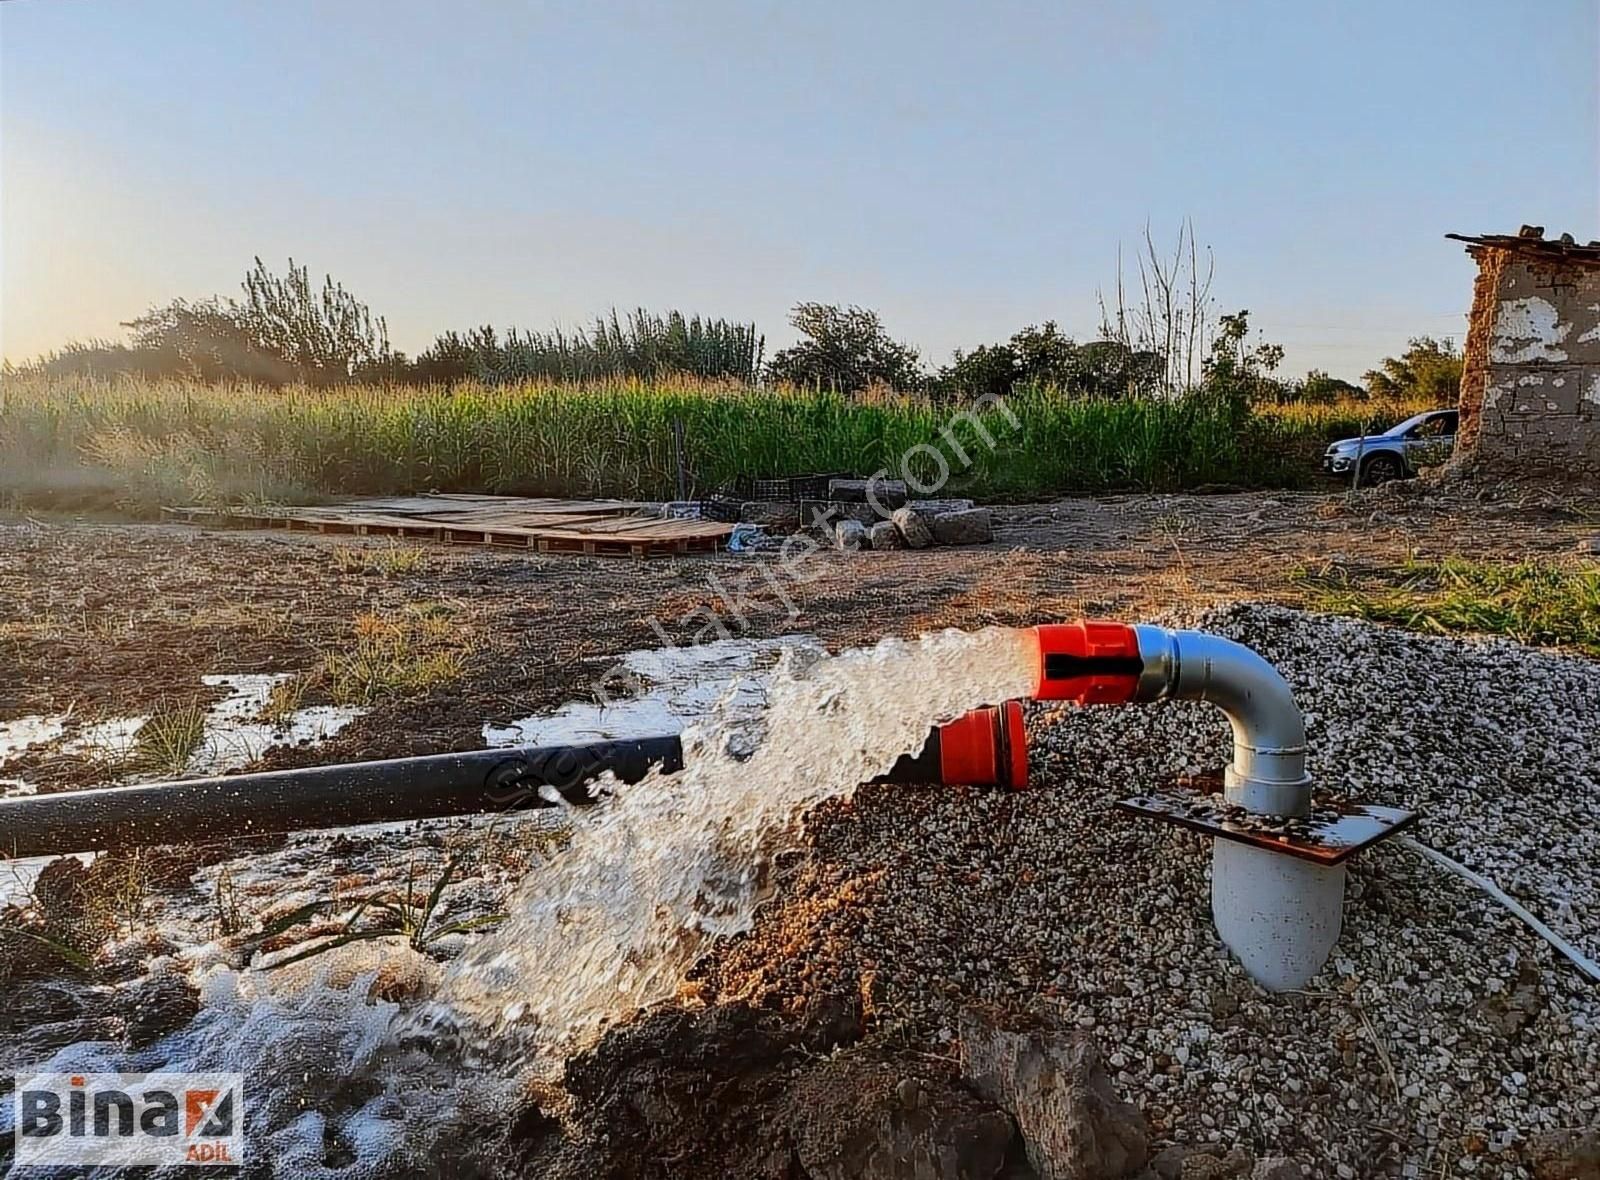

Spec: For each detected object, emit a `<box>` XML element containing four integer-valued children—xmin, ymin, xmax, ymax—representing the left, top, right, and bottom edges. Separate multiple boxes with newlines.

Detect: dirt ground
<box><xmin>1</xmin><ymin>485</ymin><xmax>1592</xmax><ymax>789</ymax></box>
<box><xmin>3</xmin><ymin>484</ymin><xmax>1598</xmax><ymax>1179</ymax></box>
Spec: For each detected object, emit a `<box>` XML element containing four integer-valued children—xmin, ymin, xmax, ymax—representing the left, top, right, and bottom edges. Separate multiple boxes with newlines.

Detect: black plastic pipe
<box><xmin>0</xmin><ymin>706</ymin><xmax>1029</xmax><ymax>859</ymax></box>
<box><xmin>0</xmin><ymin>737</ymin><xmax>682</xmax><ymax>859</ymax></box>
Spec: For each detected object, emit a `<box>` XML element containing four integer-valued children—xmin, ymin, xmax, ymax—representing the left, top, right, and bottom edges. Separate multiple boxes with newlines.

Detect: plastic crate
<box><xmin>748</xmin><ymin>471</ymin><xmax>854</xmax><ymax>502</ymax></box>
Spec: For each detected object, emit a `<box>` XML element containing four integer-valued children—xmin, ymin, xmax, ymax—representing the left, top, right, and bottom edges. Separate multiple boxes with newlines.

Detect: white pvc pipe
<box><xmin>1212</xmin><ymin>842</ymin><xmax>1345</xmax><ymax>991</ymax></box>
<box><xmin>1399</xmin><ymin>837</ymin><xmax>1600</xmax><ymax>985</ymax></box>
<box><xmin>1132</xmin><ymin>625</ymin><xmax>1331</xmax><ymax>990</ymax></box>
<box><xmin>1132</xmin><ymin>626</ymin><xmax>1312</xmax><ymax>817</ymax></box>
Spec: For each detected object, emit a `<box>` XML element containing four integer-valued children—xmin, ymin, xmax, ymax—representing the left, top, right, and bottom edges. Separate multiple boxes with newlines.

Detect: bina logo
<box><xmin>12</xmin><ymin>1072</ymin><xmax>245</xmax><ymax>1167</ymax></box>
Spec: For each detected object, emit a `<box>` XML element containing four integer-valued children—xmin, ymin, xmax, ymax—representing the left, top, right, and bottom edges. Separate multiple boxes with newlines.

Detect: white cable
<box><xmin>1398</xmin><ymin>836</ymin><xmax>1600</xmax><ymax>985</ymax></box>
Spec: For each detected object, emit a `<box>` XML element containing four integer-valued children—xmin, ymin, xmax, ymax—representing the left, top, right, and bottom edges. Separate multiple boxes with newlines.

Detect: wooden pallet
<box><xmin>163</xmin><ymin>496</ymin><xmax>732</xmax><ymax>558</ymax></box>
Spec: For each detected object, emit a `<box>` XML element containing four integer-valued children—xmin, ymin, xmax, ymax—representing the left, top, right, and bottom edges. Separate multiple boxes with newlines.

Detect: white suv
<box><xmin>1323</xmin><ymin>409</ymin><xmax>1458</xmax><ymax>486</ymax></box>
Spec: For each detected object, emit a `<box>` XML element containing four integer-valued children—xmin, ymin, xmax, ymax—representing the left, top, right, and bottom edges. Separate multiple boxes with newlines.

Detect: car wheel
<box><xmin>1359</xmin><ymin>452</ymin><xmax>1404</xmax><ymax>487</ymax></box>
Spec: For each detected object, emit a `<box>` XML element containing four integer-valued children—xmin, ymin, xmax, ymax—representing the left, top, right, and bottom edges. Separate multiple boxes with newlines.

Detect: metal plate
<box><xmin>1115</xmin><ymin>784</ymin><xmax>1418</xmax><ymax>865</ymax></box>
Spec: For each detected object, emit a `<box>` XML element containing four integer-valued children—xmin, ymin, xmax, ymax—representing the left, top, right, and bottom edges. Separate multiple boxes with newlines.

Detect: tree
<box><xmin>1293</xmin><ymin>370</ymin><xmax>1364</xmax><ymax>404</ymax></box>
<box><xmin>124</xmin><ymin>297</ymin><xmax>291</xmax><ymax>384</ymax></box>
<box><xmin>117</xmin><ymin>259</ymin><xmax>397</xmax><ymax>385</ymax></box>
<box><xmin>1069</xmin><ymin>339</ymin><xmax>1166</xmax><ymax>398</ymax></box>
<box><xmin>938</xmin><ymin>341</ymin><xmax>1022</xmax><ymax>401</ymax></box>
<box><xmin>937</xmin><ymin>321</ymin><xmax>1163</xmax><ymax>399</ymax></box>
<box><xmin>1362</xmin><ymin>337</ymin><xmax>1462</xmax><ymax>402</ymax></box>
<box><xmin>765</xmin><ymin>303</ymin><xmax>924</xmax><ymax>394</ymax></box>
<box><xmin>1204</xmin><ymin>310</ymin><xmax>1286</xmax><ymax>403</ymax></box>
<box><xmin>235</xmin><ymin>257</ymin><xmax>395</xmax><ymax>384</ymax></box>
<box><xmin>1098</xmin><ymin>220</ymin><xmax>1217</xmax><ymax>393</ymax></box>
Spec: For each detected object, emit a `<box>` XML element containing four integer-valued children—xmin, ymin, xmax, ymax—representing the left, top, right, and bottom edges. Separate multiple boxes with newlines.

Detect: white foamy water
<box><xmin>440</xmin><ymin>626</ymin><xmax>1036</xmax><ymax>1065</ymax></box>
<box><xmin>0</xmin><ymin>713</ymin><xmax>69</xmax><ymax>761</ymax></box>
<box><xmin>61</xmin><ymin>715</ymin><xmax>151</xmax><ymax>760</ymax></box>
<box><xmin>191</xmin><ymin>673</ymin><xmax>362</xmax><ymax>774</ymax></box>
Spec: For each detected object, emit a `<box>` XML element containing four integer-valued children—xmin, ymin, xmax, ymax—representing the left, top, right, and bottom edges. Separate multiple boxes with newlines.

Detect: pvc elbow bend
<box><xmin>1028</xmin><ymin>622</ymin><xmax>1311</xmax><ymax>818</ymax></box>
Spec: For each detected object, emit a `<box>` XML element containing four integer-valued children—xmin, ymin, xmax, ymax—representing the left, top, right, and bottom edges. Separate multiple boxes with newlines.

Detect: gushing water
<box><xmin>439</xmin><ymin>626</ymin><xmax>1036</xmax><ymax>1065</ymax></box>
<box><xmin>4</xmin><ymin>627</ymin><xmax>1039</xmax><ymax>1174</ymax></box>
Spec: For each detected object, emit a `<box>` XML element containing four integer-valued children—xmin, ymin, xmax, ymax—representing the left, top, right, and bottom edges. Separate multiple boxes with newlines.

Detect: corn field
<box><xmin>0</xmin><ymin>374</ymin><xmax>1436</xmax><ymax>514</ymax></box>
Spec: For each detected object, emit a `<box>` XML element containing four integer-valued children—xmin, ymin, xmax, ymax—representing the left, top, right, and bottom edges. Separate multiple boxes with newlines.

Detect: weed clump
<box><xmin>331</xmin><ymin>541</ymin><xmax>429</xmax><ymax>578</ymax></box>
<box><xmin>320</xmin><ymin>602</ymin><xmax>471</xmax><ymax>705</ymax></box>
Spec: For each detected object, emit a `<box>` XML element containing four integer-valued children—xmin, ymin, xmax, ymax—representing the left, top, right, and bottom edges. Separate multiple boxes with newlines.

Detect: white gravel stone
<box><xmin>819</xmin><ymin>603</ymin><xmax>1600</xmax><ymax>1179</ymax></box>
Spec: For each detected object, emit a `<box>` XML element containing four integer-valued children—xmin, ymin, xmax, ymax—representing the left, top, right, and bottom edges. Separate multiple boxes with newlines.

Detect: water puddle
<box><xmin>483</xmin><ymin>635</ymin><xmax>820</xmax><ymax>747</ymax></box>
<box><xmin>62</xmin><ymin>716</ymin><xmax>150</xmax><ymax>760</ymax></box>
<box><xmin>0</xmin><ymin>675</ymin><xmax>364</xmax><ymax>907</ymax></box>
<box><xmin>191</xmin><ymin>674</ymin><xmax>362</xmax><ymax>774</ymax></box>
<box><xmin>0</xmin><ymin>713</ymin><xmax>69</xmax><ymax>763</ymax></box>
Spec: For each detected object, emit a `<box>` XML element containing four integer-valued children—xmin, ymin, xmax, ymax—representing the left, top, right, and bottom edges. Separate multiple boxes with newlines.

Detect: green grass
<box><xmin>1295</xmin><ymin>556</ymin><xmax>1600</xmax><ymax>655</ymax></box>
<box><xmin>0</xmin><ymin>373</ymin><xmax>1436</xmax><ymax>513</ymax></box>
<box><xmin>134</xmin><ymin>700</ymin><xmax>209</xmax><ymax>776</ymax></box>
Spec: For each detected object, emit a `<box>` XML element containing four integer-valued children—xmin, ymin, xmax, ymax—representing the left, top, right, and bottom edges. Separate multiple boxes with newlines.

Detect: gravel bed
<box><xmin>703</xmin><ymin>604</ymin><xmax>1600</xmax><ymax>1179</ymax></box>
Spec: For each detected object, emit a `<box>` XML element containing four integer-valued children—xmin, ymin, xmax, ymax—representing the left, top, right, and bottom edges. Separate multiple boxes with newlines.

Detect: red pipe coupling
<box><xmin>1030</xmin><ymin>621</ymin><xmax>1143</xmax><ymax>704</ymax></box>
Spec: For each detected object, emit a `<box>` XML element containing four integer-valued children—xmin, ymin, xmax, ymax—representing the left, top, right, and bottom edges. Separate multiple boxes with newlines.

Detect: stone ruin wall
<box><xmin>1456</xmin><ymin>247</ymin><xmax>1600</xmax><ymax>478</ymax></box>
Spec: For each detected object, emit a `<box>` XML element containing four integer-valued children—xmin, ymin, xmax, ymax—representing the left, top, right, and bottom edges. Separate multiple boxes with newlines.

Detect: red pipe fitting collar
<box><xmin>935</xmin><ymin>700</ymin><xmax>1029</xmax><ymax>789</ymax></box>
<box><xmin>1031</xmin><ymin>621</ymin><xmax>1143</xmax><ymax>704</ymax></box>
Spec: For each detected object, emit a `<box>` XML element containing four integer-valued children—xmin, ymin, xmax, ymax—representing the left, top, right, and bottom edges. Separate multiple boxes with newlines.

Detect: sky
<box><xmin>2</xmin><ymin>0</ymin><xmax>1596</xmax><ymax>380</ymax></box>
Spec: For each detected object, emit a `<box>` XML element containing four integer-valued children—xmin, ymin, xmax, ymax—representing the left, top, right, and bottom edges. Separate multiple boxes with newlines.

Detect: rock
<box><xmin>1252</xmin><ymin>1159</ymin><xmax>1304</xmax><ymax>1180</ymax></box>
<box><xmin>740</xmin><ymin>501</ymin><xmax>802</xmax><ymax>531</ymax></box>
<box><xmin>893</xmin><ymin>507</ymin><xmax>935</xmax><ymax>549</ymax></box>
<box><xmin>115</xmin><ymin>965</ymin><xmax>200</xmax><ymax>1048</ymax></box>
<box><xmin>1150</xmin><ymin>1146</ymin><xmax>1190</xmax><ymax>1180</ymax></box>
<box><xmin>1527</xmin><ymin>1128</ymin><xmax>1600</xmax><ymax>1180</ymax></box>
<box><xmin>829</xmin><ymin>478</ymin><xmax>909</xmax><ymax>510</ymax></box>
<box><xmin>30</xmin><ymin>856</ymin><xmax>115</xmax><ymax>957</ymax></box>
<box><xmin>868</xmin><ymin>521</ymin><xmax>905</xmax><ymax>551</ymax></box>
<box><xmin>1479</xmin><ymin>960</ymin><xmax>1545</xmax><ymax>1037</ymax></box>
<box><xmin>959</xmin><ymin>1004</ymin><xmax>1148</xmax><ymax>1179</ymax></box>
<box><xmin>930</xmin><ymin>508</ymin><xmax>993</xmax><ymax>546</ymax></box>
<box><xmin>0</xmin><ymin>920</ymin><xmax>93</xmax><ymax>986</ymax></box>
<box><xmin>787</xmin><ymin>1053</ymin><xmax>1014</xmax><ymax>1180</ymax></box>
<box><xmin>803</xmin><ymin>500</ymin><xmax>881</xmax><ymax>533</ymax></box>
<box><xmin>98</xmin><ymin>931</ymin><xmax>180</xmax><ymax>984</ymax></box>
<box><xmin>908</xmin><ymin>498</ymin><xmax>975</xmax><ymax>516</ymax></box>
<box><xmin>1180</xmin><ymin>1148</ymin><xmax>1255</xmax><ymax>1179</ymax></box>
<box><xmin>3</xmin><ymin>1015</ymin><xmax>125</xmax><ymax>1061</ymax></box>
<box><xmin>835</xmin><ymin>520</ymin><xmax>869</xmax><ymax>551</ymax></box>
<box><xmin>0</xmin><ymin>979</ymin><xmax>97</xmax><ymax>1034</ymax></box>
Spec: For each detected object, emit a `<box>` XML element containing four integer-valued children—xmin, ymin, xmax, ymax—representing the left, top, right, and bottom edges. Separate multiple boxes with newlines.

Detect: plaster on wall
<box><xmin>1491</xmin><ymin>297</ymin><xmax>1569</xmax><ymax>364</ymax></box>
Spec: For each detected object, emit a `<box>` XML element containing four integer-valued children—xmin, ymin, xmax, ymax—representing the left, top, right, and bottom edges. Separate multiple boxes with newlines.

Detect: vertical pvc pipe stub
<box><xmin>1212</xmin><ymin>840</ymin><xmax>1345</xmax><ymax>992</ymax></box>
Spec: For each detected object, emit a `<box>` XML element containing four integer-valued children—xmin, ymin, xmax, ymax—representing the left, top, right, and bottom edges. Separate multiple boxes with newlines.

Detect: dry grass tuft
<box><xmin>331</xmin><ymin>541</ymin><xmax>429</xmax><ymax>578</ymax></box>
<box><xmin>256</xmin><ymin>675</ymin><xmax>310</xmax><ymax>725</ymax></box>
<box><xmin>320</xmin><ymin>602</ymin><xmax>471</xmax><ymax>705</ymax></box>
<box><xmin>134</xmin><ymin>700</ymin><xmax>209</xmax><ymax>776</ymax></box>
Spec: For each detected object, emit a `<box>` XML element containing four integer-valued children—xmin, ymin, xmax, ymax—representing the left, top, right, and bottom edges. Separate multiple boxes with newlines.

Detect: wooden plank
<box><xmin>166</xmin><ymin>495</ymin><xmax>728</xmax><ymax>558</ymax></box>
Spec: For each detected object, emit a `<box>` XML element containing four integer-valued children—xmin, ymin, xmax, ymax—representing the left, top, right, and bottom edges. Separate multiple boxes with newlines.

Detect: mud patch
<box><xmin>524</xmin><ymin>996</ymin><xmax>1020</xmax><ymax>1180</ymax></box>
